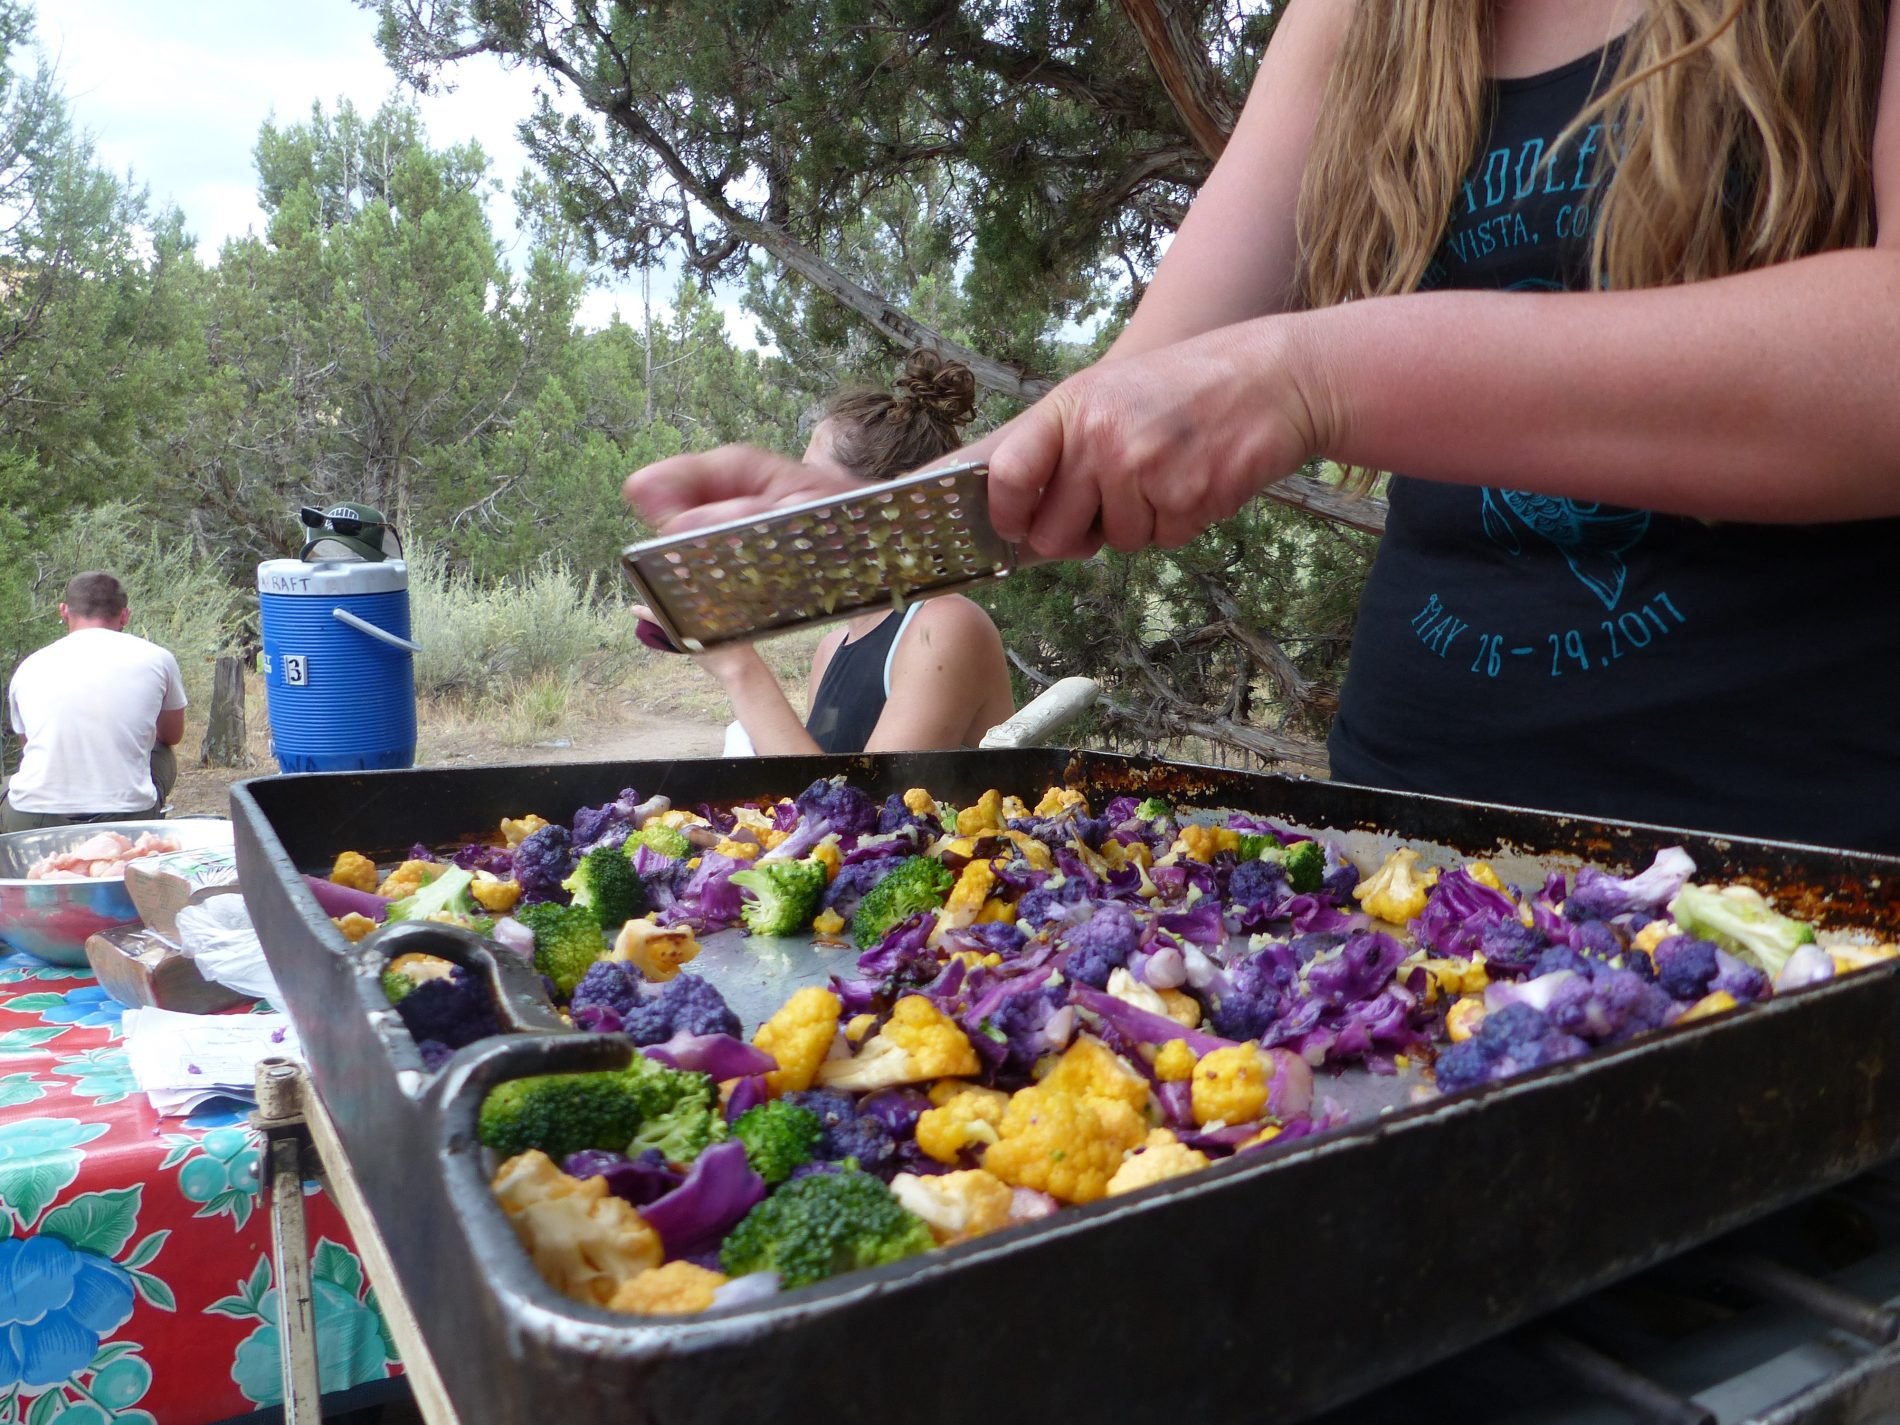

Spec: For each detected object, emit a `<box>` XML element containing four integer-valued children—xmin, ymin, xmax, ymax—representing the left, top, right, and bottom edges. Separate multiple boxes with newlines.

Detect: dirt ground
<box><xmin>169</xmin><ymin>677</ymin><xmax>742</xmax><ymax>817</ymax></box>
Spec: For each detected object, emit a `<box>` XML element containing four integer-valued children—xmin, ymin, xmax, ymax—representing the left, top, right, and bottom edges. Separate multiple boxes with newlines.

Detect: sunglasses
<box><xmin>299</xmin><ymin>507</ymin><xmax>386</xmax><ymax>539</ymax></box>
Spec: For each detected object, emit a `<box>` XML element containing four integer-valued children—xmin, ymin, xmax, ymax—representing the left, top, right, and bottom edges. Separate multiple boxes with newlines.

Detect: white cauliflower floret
<box><xmin>491</xmin><ymin>1151</ymin><xmax>662</xmax><ymax>1308</ymax></box>
<box><xmin>889</xmin><ymin>1169</ymin><xmax>1016</xmax><ymax>1243</ymax></box>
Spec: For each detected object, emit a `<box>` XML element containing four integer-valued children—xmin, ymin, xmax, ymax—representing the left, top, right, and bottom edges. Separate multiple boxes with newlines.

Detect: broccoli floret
<box><xmin>382</xmin><ymin>967</ymin><xmax>416</xmax><ymax>1004</ymax></box>
<box><xmin>1136</xmin><ymin>797</ymin><xmax>1172</xmax><ymax>821</ymax></box>
<box><xmin>718</xmin><ymin>1167</ymin><xmax>934</xmax><ymax>1288</ymax></box>
<box><xmin>851</xmin><ymin>856</ymin><xmax>956</xmax><ymax>949</ymax></box>
<box><xmin>1236</xmin><ymin>832</ymin><xmax>1281</xmax><ymax>861</ymax></box>
<box><xmin>513</xmin><ymin>824</ymin><xmax>576</xmax><ymax>901</ymax></box>
<box><xmin>1060</xmin><ymin>902</ymin><xmax>1141</xmax><ymax>989</ymax></box>
<box><xmin>394</xmin><ymin>968</ymin><xmax>500</xmax><ymax>1056</ymax></box>
<box><xmin>561</xmin><ymin>844</ymin><xmax>648</xmax><ymax>930</ymax></box>
<box><xmin>620</xmin><ymin>973</ymin><xmax>742</xmax><ymax>1046</ymax></box>
<box><xmin>730</xmin><ymin>858</ymin><xmax>829</xmax><ymax>937</ymax></box>
<box><xmin>385</xmin><ymin>865</ymin><xmax>491</xmax><ymax>930</ymax></box>
<box><xmin>1652</xmin><ymin>935</ymin><xmax>1720</xmax><ymax>1001</ymax></box>
<box><xmin>1668</xmin><ymin>884</ymin><xmax>1816</xmax><ymax>979</ymax></box>
<box><xmin>627</xmin><ymin>823</ymin><xmax>691</xmax><ymax>860</ymax></box>
<box><xmin>783</xmin><ymin>1089</ymin><xmax>895</xmax><ymax>1173</ymax></box>
<box><xmin>1272</xmin><ymin>840</ymin><xmax>1326</xmax><ymax>895</ymax></box>
<box><xmin>516</xmin><ymin>901</ymin><xmax>607</xmax><ymax>997</ymax></box>
<box><xmin>569</xmin><ymin>959</ymin><xmax>645</xmax><ymax>1021</ymax></box>
<box><xmin>733</xmin><ymin>1100</ymin><xmax>823</xmax><ymax>1186</ymax></box>
<box><xmin>477</xmin><ymin>1057</ymin><xmax>709</xmax><ymax>1161</ymax></box>
<box><xmin>626</xmin><ymin>1095</ymin><xmax>730</xmax><ymax>1167</ymax></box>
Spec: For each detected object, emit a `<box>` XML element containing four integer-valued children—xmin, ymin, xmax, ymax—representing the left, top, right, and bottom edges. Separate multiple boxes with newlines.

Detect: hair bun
<box><xmin>895</xmin><ymin>349</ymin><xmax>976</xmax><ymax>426</ymax></box>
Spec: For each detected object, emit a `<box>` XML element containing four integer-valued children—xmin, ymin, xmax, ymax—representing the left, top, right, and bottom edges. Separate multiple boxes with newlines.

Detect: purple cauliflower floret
<box><xmin>1544</xmin><ymin>967</ymin><xmax>1672</xmax><ymax>1045</ymax></box>
<box><xmin>1061</xmin><ymin>903</ymin><xmax>1142</xmax><ymax>989</ymax></box>
<box><xmin>1320</xmin><ymin>844</ymin><xmax>1362</xmax><ymax>902</ymax></box>
<box><xmin>1533</xmin><ymin>945</ymin><xmax>1593</xmax><ymax>980</ymax></box>
<box><xmin>571</xmin><ymin>788</ymin><xmax>643</xmax><ymax>852</ymax></box>
<box><xmin>782</xmin><ymin>1089</ymin><xmax>895</xmax><ymax>1173</ymax></box>
<box><xmin>1436</xmin><ymin>1002</ymin><xmax>1589</xmax><ymax>1094</ymax></box>
<box><xmin>1711</xmin><ymin>948</ymin><xmax>1771</xmax><ymax>1004</ymax></box>
<box><xmin>876</xmin><ymin>794</ymin><xmax>940</xmax><ymax>840</ymax></box>
<box><xmin>794</xmin><ymin>777</ymin><xmax>879</xmax><ymax>839</ymax></box>
<box><xmin>1575</xmin><ymin>920</ymin><xmax>1628</xmax><ymax>962</ymax></box>
<box><xmin>1228</xmin><ymin>858</ymin><xmax>1291</xmax><ymax>910</ymax></box>
<box><xmin>451</xmin><ymin>843</ymin><xmax>515</xmax><ymax>877</ymax></box>
<box><xmin>975</xmin><ymin>981</ymin><xmax>1076</xmax><ymax>1079</ymax></box>
<box><xmin>514</xmin><ymin>825</ymin><xmax>575</xmax><ymax>902</ymax></box>
<box><xmin>1209</xmin><ymin>943</ymin><xmax>1300</xmax><ymax>1041</ymax></box>
<box><xmin>822</xmin><ymin>859</ymin><xmax>898</xmax><ymax>921</ymax></box>
<box><xmin>1563</xmin><ymin>847</ymin><xmax>1697</xmax><ymax>923</ymax></box>
<box><xmin>1477</xmin><ymin>919</ymin><xmax>1549</xmax><ymax>979</ymax></box>
<box><xmin>417</xmin><ymin>1040</ymin><xmax>454</xmax><ymax>1070</ymax></box>
<box><xmin>395</xmin><ymin>968</ymin><xmax>500</xmax><ymax>1054</ymax></box>
<box><xmin>620</xmin><ymin>973</ymin><xmax>742</xmax><ymax>1046</ymax></box>
<box><xmin>569</xmin><ymin>960</ymin><xmax>646</xmax><ymax>1022</ymax></box>
<box><xmin>1652</xmin><ymin>935</ymin><xmax>1719</xmax><ymax>1001</ymax></box>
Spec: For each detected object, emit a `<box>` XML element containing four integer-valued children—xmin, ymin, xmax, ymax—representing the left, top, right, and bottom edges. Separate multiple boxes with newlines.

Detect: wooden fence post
<box><xmin>199</xmin><ymin>655</ymin><xmax>248</xmax><ymax>767</ymax></box>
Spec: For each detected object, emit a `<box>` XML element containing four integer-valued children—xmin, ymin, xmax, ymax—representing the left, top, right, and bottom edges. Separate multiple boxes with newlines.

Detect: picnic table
<box><xmin>0</xmin><ymin>949</ymin><xmax>402</xmax><ymax>1425</ymax></box>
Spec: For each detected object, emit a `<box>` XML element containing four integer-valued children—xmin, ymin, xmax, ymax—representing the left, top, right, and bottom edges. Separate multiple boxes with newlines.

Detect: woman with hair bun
<box><xmin>662</xmin><ymin>350</ymin><xmax>1016</xmax><ymax>755</ymax></box>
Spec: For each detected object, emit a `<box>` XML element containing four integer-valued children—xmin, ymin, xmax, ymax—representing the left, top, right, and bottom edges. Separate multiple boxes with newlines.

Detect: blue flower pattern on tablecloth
<box><xmin>212</xmin><ymin>1242</ymin><xmax>395</xmax><ymax>1405</ymax></box>
<box><xmin>0</xmin><ymin>1233</ymin><xmax>136</xmax><ymax>1388</ymax></box>
<box><xmin>0</xmin><ymin>1118</ymin><xmax>111</xmax><ymax>1230</ymax></box>
<box><xmin>52</xmin><ymin>1047</ymin><xmax>139</xmax><ymax>1106</ymax></box>
<box><xmin>0</xmin><ymin>951</ymin><xmax>89</xmax><ymax>984</ymax></box>
<box><xmin>38</xmin><ymin>984</ymin><xmax>128</xmax><ymax>1032</ymax></box>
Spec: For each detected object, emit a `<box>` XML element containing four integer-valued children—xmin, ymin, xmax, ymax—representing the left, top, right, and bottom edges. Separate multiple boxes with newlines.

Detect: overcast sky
<box><xmin>31</xmin><ymin>0</ymin><xmax>744</xmax><ymax>336</ymax></box>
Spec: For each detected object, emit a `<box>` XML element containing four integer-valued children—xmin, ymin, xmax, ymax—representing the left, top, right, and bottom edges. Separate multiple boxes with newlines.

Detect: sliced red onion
<box><xmin>1008</xmin><ymin>1188</ymin><xmax>1059</xmax><ymax>1223</ymax></box>
<box><xmin>304</xmin><ymin>874</ymin><xmax>388</xmax><ymax>923</ymax></box>
<box><xmin>710</xmin><ymin>1272</ymin><xmax>780</xmax><ymax>1309</ymax></box>
<box><xmin>491</xmin><ymin>916</ymin><xmax>536</xmax><ymax>958</ymax></box>
<box><xmin>1068</xmin><ymin>986</ymin><xmax>1234</xmax><ymax>1057</ymax></box>
<box><xmin>1155</xmin><ymin>1079</ymin><xmax>1195</xmax><ymax>1129</ymax></box>
<box><xmin>1775</xmin><ymin>942</ymin><xmax>1836</xmax><ymax>992</ymax></box>
<box><xmin>1265</xmin><ymin>1047</ymin><xmax>1315</xmax><ymax>1120</ymax></box>
<box><xmin>1139</xmin><ymin>944</ymin><xmax>1188</xmax><ymax>990</ymax></box>
<box><xmin>641</xmin><ymin>1033</ymin><xmax>777</xmax><ymax>1079</ymax></box>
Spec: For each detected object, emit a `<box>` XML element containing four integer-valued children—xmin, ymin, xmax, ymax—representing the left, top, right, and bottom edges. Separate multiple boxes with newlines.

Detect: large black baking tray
<box><xmin>230</xmin><ymin>750</ymin><xmax>1900</xmax><ymax>1424</ymax></box>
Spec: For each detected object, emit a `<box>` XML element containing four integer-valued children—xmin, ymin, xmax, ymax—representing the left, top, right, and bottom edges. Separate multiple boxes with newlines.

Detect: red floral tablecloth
<box><xmin>0</xmin><ymin>950</ymin><xmax>399</xmax><ymax>1425</ymax></box>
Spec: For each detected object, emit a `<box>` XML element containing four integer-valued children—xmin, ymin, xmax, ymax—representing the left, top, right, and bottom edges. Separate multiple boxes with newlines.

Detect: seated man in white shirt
<box><xmin>3</xmin><ymin>571</ymin><xmax>188</xmax><ymax>832</ymax></box>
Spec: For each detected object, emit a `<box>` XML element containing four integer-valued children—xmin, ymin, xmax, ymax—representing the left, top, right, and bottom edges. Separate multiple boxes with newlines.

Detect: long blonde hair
<box><xmin>1295</xmin><ymin>0</ymin><xmax>1887</xmax><ymax>306</ymax></box>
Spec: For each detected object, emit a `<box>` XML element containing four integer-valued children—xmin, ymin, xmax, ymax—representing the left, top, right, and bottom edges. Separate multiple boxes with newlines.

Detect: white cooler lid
<box><xmin>257</xmin><ymin>558</ymin><xmax>408</xmax><ymax>597</ymax></box>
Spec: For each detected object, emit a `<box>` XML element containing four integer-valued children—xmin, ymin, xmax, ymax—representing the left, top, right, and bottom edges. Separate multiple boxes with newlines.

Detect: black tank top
<box><xmin>1327</xmin><ymin>43</ymin><xmax>1900</xmax><ymax>853</ymax></box>
<box><xmin>805</xmin><ymin>609</ymin><xmax>914</xmax><ymax>753</ymax></box>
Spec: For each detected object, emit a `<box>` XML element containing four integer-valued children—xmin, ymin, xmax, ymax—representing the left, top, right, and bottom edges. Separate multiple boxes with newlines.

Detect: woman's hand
<box><xmin>986</xmin><ymin>317</ymin><xmax>1329</xmax><ymax>559</ymax></box>
<box><xmin>624</xmin><ymin>444</ymin><xmax>861</xmax><ymax>535</ymax></box>
<box><xmin>630</xmin><ymin>604</ymin><xmax>764</xmax><ymax>685</ymax></box>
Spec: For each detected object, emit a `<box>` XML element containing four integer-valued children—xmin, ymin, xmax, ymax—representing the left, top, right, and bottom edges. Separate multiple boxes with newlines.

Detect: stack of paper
<box><xmin>121</xmin><ymin>1006</ymin><xmax>302</xmax><ymax>1116</ymax></box>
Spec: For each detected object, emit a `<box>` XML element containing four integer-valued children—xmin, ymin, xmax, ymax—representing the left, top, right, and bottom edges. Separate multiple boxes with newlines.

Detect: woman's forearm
<box><xmin>1286</xmin><ymin>246</ymin><xmax>1900</xmax><ymax>523</ymax></box>
<box><xmin>712</xmin><ymin>655</ymin><xmax>824</xmax><ymax>756</ymax></box>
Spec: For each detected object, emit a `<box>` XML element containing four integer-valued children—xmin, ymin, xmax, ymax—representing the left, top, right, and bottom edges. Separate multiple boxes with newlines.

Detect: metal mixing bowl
<box><xmin>0</xmin><ymin>818</ymin><xmax>237</xmax><ymax>966</ymax></box>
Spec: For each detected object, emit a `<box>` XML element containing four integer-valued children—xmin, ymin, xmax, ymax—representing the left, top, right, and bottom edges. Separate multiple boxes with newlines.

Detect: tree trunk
<box><xmin>199</xmin><ymin>656</ymin><xmax>248</xmax><ymax>767</ymax></box>
<box><xmin>1118</xmin><ymin>0</ymin><xmax>1238</xmax><ymax>161</ymax></box>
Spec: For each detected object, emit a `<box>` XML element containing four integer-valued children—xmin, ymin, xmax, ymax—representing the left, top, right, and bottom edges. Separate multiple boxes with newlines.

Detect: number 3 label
<box><xmin>283</xmin><ymin>654</ymin><xmax>308</xmax><ymax>687</ymax></box>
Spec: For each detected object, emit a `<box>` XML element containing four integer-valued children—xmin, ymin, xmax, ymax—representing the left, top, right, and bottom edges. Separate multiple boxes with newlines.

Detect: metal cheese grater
<box><xmin>621</xmin><ymin>460</ymin><xmax>1021</xmax><ymax>651</ymax></box>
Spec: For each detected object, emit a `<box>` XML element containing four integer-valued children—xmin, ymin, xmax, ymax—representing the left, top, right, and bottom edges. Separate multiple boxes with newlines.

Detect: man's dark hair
<box><xmin>63</xmin><ymin>571</ymin><xmax>127</xmax><ymax>620</ymax></box>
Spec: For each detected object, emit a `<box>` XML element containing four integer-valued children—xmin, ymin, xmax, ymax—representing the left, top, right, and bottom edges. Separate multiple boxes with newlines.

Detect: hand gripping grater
<box><xmin>621</xmin><ymin>460</ymin><xmax>1024</xmax><ymax>652</ymax></box>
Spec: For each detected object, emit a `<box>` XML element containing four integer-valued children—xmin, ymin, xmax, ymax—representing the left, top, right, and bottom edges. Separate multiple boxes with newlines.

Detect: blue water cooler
<box><xmin>257</xmin><ymin>559</ymin><xmax>419</xmax><ymax>772</ymax></box>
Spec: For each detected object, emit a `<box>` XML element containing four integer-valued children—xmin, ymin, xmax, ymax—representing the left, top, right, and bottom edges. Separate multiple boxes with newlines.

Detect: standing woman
<box><xmin>630</xmin><ymin>0</ymin><xmax>1900</xmax><ymax>850</ymax></box>
<box><xmin>663</xmin><ymin>350</ymin><xmax>1015</xmax><ymax>755</ymax></box>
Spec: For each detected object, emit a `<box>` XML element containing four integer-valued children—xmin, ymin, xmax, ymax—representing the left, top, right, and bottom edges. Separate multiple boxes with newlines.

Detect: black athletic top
<box><xmin>1326</xmin><ymin>42</ymin><xmax>1900</xmax><ymax>854</ymax></box>
<box><xmin>804</xmin><ymin>606</ymin><xmax>921</xmax><ymax>754</ymax></box>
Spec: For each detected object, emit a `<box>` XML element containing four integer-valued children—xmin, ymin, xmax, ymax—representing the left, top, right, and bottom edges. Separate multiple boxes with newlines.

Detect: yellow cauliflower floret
<box><xmin>611</xmin><ymin>918</ymin><xmax>701</xmax><ymax>981</ymax></box>
<box><xmin>1465</xmin><ymin>860</ymin><xmax>1506</xmax><ymax>893</ymax></box>
<box><xmin>330</xmin><ymin>851</ymin><xmax>379</xmax><ymax>893</ymax></box>
<box><xmin>499</xmin><ymin>814</ymin><xmax>548</xmax><ymax>847</ymax></box>
<box><xmin>1680</xmin><ymin>990</ymin><xmax>1739</xmax><ymax>1023</ymax></box>
<box><xmin>1037</xmin><ymin>1036</ymin><xmax>1151</xmax><ymax>1113</ymax></box>
<box><xmin>1033</xmin><ymin>786</ymin><xmax>1089</xmax><ymax>818</ymax></box>
<box><xmin>1000</xmin><ymin>830</ymin><xmax>1054</xmax><ymax>870</ymax></box>
<box><xmin>332</xmin><ymin>912</ymin><xmax>378</xmax><ymax>943</ymax></box>
<box><xmin>976</xmin><ymin>899</ymin><xmax>1018</xmax><ymax>925</ymax></box>
<box><xmin>1174</xmin><ymin>824</ymin><xmax>1242</xmax><ymax>864</ymax></box>
<box><xmin>812</xmin><ymin>907</ymin><xmax>847</xmax><ymax>938</ymax></box>
<box><xmin>376</xmin><ymin>859</ymin><xmax>442</xmax><ymax>901</ymax></box>
<box><xmin>902</xmin><ymin>787</ymin><xmax>939</xmax><ymax>817</ymax></box>
<box><xmin>730</xmin><ymin>807</ymin><xmax>778</xmax><ymax>838</ymax></box>
<box><xmin>1832</xmin><ymin>943</ymin><xmax>1900</xmax><ymax>975</ymax></box>
<box><xmin>1157</xmin><ymin>988</ymin><xmax>1204</xmax><ymax>1029</ymax></box>
<box><xmin>607</xmin><ymin>1261</ymin><xmax>727</xmax><ymax>1316</ymax></box>
<box><xmin>470</xmin><ymin>873</ymin><xmax>522</xmax><ymax>914</ymax></box>
<box><xmin>656</xmin><ymin>809</ymin><xmax>708</xmax><ymax>830</ymax></box>
<box><xmin>1630</xmin><ymin>919</ymin><xmax>1675</xmax><ymax>959</ymax></box>
<box><xmin>712</xmin><ymin>837</ymin><xmax>763</xmax><ymax>861</ymax></box>
<box><xmin>492</xmin><ymin>1151</ymin><xmax>662</xmax><ymax>1308</ymax></box>
<box><xmin>752</xmin><ymin>986</ymin><xmax>842</xmax><ymax>1096</ymax></box>
<box><xmin>388</xmin><ymin>952</ymin><xmax>456</xmax><ymax>984</ymax></box>
<box><xmin>916</xmin><ymin>1085</ymin><xmax>1011</xmax><ymax>1164</ymax></box>
<box><xmin>1418</xmin><ymin>956</ymin><xmax>1489</xmax><ymax>998</ymax></box>
<box><xmin>1191</xmin><ymin>1045</ymin><xmax>1272</xmax><ymax>1127</ymax></box>
<box><xmin>845</xmin><ymin>1012</ymin><xmax>878</xmax><ymax>1045</ymax></box>
<box><xmin>982</xmin><ymin>1085</ymin><xmax>1146</xmax><ymax>1205</ymax></box>
<box><xmin>889</xmin><ymin>1169</ymin><xmax>1015</xmax><ymax>1243</ymax></box>
<box><xmin>1352</xmin><ymin>847</ymin><xmax>1440</xmax><ymax>924</ymax></box>
<box><xmin>1153</xmin><ymin>1039</ymin><xmax>1199</xmax><ymax>1082</ymax></box>
<box><xmin>955</xmin><ymin>790</ymin><xmax>1006</xmax><ymax>837</ymax></box>
<box><xmin>1445</xmin><ymin>996</ymin><xmax>1487</xmax><ymax>1043</ymax></box>
<box><xmin>930</xmin><ymin>859</ymin><xmax>998</xmax><ymax>944</ymax></box>
<box><xmin>1106</xmin><ymin>1138</ymin><xmax>1211</xmax><ymax>1197</ymax></box>
<box><xmin>818</xmin><ymin>994</ymin><xmax>980</xmax><ymax>1091</ymax></box>
<box><xmin>812</xmin><ymin>840</ymin><xmax>842</xmax><ymax>881</ymax></box>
